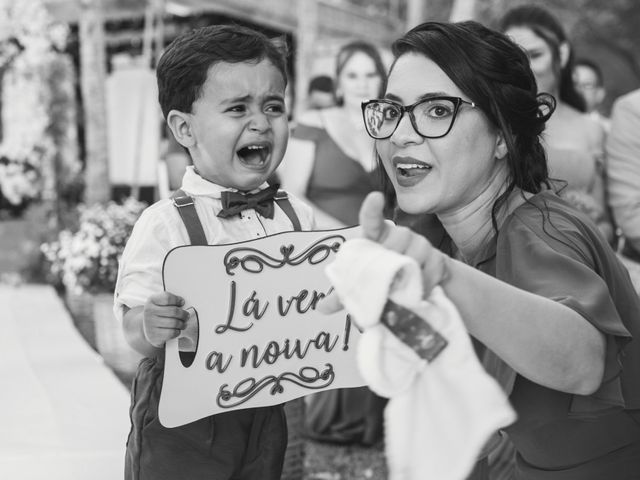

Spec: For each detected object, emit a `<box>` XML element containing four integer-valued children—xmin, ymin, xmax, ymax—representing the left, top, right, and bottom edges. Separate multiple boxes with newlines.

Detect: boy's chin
<box><xmin>230</xmin><ymin>174</ymin><xmax>275</xmax><ymax>192</ymax></box>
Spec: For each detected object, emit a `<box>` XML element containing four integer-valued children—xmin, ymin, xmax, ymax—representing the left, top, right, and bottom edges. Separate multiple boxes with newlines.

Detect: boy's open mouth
<box><xmin>237</xmin><ymin>144</ymin><xmax>271</xmax><ymax>168</ymax></box>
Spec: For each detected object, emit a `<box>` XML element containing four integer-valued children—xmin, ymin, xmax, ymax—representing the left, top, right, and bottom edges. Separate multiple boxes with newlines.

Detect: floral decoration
<box><xmin>0</xmin><ymin>0</ymin><xmax>77</xmax><ymax>214</ymax></box>
<box><xmin>41</xmin><ymin>198</ymin><xmax>147</xmax><ymax>295</ymax></box>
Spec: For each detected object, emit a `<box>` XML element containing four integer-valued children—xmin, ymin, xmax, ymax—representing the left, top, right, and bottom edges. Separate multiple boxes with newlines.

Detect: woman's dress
<box><xmin>291</xmin><ymin>118</ymin><xmax>386</xmax><ymax>446</ymax></box>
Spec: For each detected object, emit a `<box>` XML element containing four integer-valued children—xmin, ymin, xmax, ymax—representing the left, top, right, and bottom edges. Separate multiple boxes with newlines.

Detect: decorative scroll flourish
<box><xmin>216</xmin><ymin>364</ymin><xmax>335</xmax><ymax>408</ymax></box>
<box><xmin>224</xmin><ymin>235</ymin><xmax>346</xmax><ymax>275</ymax></box>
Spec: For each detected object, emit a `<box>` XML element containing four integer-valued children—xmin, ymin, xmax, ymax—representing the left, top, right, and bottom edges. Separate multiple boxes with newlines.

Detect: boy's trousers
<box><xmin>125</xmin><ymin>356</ymin><xmax>287</xmax><ymax>480</ymax></box>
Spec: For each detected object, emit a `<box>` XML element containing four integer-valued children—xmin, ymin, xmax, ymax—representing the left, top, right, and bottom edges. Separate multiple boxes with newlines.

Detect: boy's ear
<box><xmin>167</xmin><ymin>110</ymin><xmax>196</xmax><ymax>148</ymax></box>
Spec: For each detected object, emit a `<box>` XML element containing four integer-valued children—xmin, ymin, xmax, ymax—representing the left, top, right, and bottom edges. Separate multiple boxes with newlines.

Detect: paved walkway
<box><xmin>0</xmin><ymin>284</ymin><xmax>130</xmax><ymax>480</ymax></box>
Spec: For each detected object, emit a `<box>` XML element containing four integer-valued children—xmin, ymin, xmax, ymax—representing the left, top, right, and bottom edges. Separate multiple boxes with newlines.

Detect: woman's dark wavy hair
<box><xmin>500</xmin><ymin>5</ymin><xmax>586</xmax><ymax>112</ymax></box>
<box><xmin>335</xmin><ymin>40</ymin><xmax>386</xmax><ymax>105</ymax></box>
<box><xmin>381</xmin><ymin>20</ymin><xmax>555</xmax><ymax>231</ymax></box>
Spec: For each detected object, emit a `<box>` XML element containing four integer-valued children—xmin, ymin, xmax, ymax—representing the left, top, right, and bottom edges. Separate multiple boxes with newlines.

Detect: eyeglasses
<box><xmin>361</xmin><ymin>96</ymin><xmax>476</xmax><ymax>140</ymax></box>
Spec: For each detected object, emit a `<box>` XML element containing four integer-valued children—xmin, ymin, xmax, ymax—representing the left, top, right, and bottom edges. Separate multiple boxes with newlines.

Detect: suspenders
<box><xmin>171</xmin><ymin>189</ymin><xmax>302</xmax><ymax>244</ymax></box>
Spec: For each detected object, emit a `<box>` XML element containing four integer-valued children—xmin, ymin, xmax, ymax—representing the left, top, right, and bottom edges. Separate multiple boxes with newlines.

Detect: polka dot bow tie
<box><xmin>217</xmin><ymin>184</ymin><xmax>280</xmax><ymax>219</ymax></box>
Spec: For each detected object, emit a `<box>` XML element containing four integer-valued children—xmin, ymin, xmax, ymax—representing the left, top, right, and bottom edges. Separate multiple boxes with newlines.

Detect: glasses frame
<box><xmin>361</xmin><ymin>96</ymin><xmax>476</xmax><ymax>140</ymax></box>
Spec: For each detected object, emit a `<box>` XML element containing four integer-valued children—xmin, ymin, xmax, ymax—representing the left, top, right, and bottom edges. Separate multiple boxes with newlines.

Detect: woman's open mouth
<box><xmin>393</xmin><ymin>156</ymin><xmax>432</xmax><ymax>187</ymax></box>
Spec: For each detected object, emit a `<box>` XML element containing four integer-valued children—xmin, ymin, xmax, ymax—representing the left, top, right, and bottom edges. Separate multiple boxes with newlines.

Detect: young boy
<box><xmin>114</xmin><ymin>25</ymin><xmax>314</xmax><ymax>480</ymax></box>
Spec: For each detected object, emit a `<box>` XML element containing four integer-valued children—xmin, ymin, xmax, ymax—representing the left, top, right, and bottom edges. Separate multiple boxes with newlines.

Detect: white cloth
<box><xmin>106</xmin><ymin>64</ymin><xmax>160</xmax><ymax>186</ymax></box>
<box><xmin>114</xmin><ymin>166</ymin><xmax>316</xmax><ymax>322</ymax></box>
<box><xmin>326</xmin><ymin>238</ymin><xmax>516</xmax><ymax>480</ymax></box>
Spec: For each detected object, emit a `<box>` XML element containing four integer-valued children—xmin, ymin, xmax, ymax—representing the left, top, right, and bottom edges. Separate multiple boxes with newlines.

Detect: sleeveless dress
<box><xmin>290</xmin><ymin>119</ymin><xmax>386</xmax><ymax>446</ymax></box>
<box><xmin>292</xmin><ymin>122</ymin><xmax>380</xmax><ymax>226</ymax></box>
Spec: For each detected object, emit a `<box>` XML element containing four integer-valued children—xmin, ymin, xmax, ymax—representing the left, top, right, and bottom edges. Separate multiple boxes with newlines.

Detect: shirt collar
<box><xmin>180</xmin><ymin>166</ymin><xmax>270</xmax><ymax>199</ymax></box>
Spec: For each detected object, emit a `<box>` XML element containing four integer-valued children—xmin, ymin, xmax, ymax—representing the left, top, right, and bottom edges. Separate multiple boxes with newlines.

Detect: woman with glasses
<box><xmin>500</xmin><ymin>6</ymin><xmax>614</xmax><ymax>246</ymax></box>
<box><xmin>354</xmin><ymin>20</ymin><xmax>640</xmax><ymax>479</ymax></box>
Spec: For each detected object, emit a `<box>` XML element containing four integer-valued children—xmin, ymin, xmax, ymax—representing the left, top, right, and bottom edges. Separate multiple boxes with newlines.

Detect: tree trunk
<box><xmin>405</xmin><ymin>0</ymin><xmax>426</xmax><ymax>30</ymax></box>
<box><xmin>450</xmin><ymin>0</ymin><xmax>478</xmax><ymax>22</ymax></box>
<box><xmin>79</xmin><ymin>0</ymin><xmax>110</xmax><ymax>204</ymax></box>
<box><xmin>295</xmin><ymin>0</ymin><xmax>318</xmax><ymax>120</ymax></box>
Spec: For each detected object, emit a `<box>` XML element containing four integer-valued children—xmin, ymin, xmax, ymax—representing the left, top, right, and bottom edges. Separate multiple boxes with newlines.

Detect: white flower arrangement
<box><xmin>0</xmin><ymin>0</ymin><xmax>74</xmax><ymax>213</ymax></box>
<box><xmin>41</xmin><ymin>198</ymin><xmax>147</xmax><ymax>295</ymax></box>
<box><xmin>0</xmin><ymin>158</ymin><xmax>40</xmax><ymax>206</ymax></box>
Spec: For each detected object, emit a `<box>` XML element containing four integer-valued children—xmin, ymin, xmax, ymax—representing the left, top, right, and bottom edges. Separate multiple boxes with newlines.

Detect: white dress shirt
<box><xmin>114</xmin><ymin>166</ymin><xmax>315</xmax><ymax>321</ymax></box>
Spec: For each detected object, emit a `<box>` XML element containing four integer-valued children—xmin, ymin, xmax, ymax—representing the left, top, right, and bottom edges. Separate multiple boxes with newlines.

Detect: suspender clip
<box><xmin>173</xmin><ymin>195</ymin><xmax>194</xmax><ymax>208</ymax></box>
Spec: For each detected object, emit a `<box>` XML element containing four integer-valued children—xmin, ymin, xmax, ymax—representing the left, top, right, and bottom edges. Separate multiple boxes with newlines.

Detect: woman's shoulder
<box><xmin>501</xmin><ymin>192</ymin><xmax>595</xmax><ymax>249</ymax></box>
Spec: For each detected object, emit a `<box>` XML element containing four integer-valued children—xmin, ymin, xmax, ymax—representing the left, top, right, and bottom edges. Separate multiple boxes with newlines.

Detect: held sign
<box><xmin>159</xmin><ymin>227</ymin><xmax>365</xmax><ymax>427</ymax></box>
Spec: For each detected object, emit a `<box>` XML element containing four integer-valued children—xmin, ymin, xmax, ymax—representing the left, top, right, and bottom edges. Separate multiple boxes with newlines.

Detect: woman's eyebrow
<box><xmin>384</xmin><ymin>91</ymin><xmax>451</xmax><ymax>103</ymax></box>
<box><xmin>384</xmin><ymin>93</ymin><xmax>402</xmax><ymax>102</ymax></box>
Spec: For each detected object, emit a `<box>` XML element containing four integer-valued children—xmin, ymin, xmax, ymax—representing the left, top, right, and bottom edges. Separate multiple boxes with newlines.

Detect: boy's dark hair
<box><xmin>157</xmin><ymin>24</ymin><xmax>288</xmax><ymax>119</ymax></box>
<box><xmin>308</xmin><ymin>75</ymin><xmax>334</xmax><ymax>94</ymax></box>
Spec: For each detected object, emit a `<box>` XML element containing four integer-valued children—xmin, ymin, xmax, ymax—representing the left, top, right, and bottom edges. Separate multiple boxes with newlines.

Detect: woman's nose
<box><xmin>391</xmin><ymin>113</ymin><xmax>422</xmax><ymax>147</ymax></box>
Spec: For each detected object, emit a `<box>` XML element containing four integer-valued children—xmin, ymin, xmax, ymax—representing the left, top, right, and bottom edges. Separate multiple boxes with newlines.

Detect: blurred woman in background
<box><xmin>279</xmin><ymin>40</ymin><xmax>386</xmax><ymax>229</ymax></box>
<box><xmin>501</xmin><ymin>5</ymin><xmax>614</xmax><ymax>244</ymax></box>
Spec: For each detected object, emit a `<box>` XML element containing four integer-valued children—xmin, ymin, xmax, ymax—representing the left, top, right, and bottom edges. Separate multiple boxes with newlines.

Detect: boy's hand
<box><xmin>143</xmin><ymin>292</ymin><xmax>190</xmax><ymax>348</ymax></box>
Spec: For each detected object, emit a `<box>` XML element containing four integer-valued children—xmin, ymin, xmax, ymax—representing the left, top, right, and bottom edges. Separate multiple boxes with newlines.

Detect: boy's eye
<box><xmin>265</xmin><ymin>103</ymin><xmax>285</xmax><ymax>115</ymax></box>
<box><xmin>227</xmin><ymin>105</ymin><xmax>246</xmax><ymax>113</ymax></box>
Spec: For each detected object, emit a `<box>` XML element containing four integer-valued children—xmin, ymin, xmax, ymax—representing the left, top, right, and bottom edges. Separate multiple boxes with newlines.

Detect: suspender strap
<box><xmin>275</xmin><ymin>190</ymin><xmax>302</xmax><ymax>232</ymax></box>
<box><xmin>173</xmin><ymin>188</ymin><xmax>301</xmax><ymax>238</ymax></box>
<box><xmin>172</xmin><ymin>189</ymin><xmax>208</xmax><ymax>246</ymax></box>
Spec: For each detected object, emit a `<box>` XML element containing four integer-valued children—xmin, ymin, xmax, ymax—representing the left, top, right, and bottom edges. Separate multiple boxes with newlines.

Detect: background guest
<box><xmin>607</xmin><ymin>88</ymin><xmax>640</xmax><ymax>262</ymax></box>
<box><xmin>306</xmin><ymin>75</ymin><xmax>336</xmax><ymax>110</ymax></box>
<box><xmin>279</xmin><ymin>40</ymin><xmax>388</xmax><ymax>446</ymax></box>
<box><xmin>501</xmin><ymin>5</ymin><xmax>614</xmax><ymax>244</ymax></box>
<box><xmin>573</xmin><ymin>58</ymin><xmax>611</xmax><ymax>132</ymax></box>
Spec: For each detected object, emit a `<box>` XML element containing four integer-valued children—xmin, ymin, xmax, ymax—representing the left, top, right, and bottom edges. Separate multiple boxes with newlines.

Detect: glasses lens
<box><xmin>364</xmin><ymin>102</ymin><xmax>401</xmax><ymax>139</ymax></box>
<box><xmin>413</xmin><ymin>98</ymin><xmax>457</xmax><ymax>138</ymax></box>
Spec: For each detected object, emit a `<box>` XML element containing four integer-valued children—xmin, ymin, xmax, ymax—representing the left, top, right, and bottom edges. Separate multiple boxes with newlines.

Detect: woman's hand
<box><xmin>360</xmin><ymin>192</ymin><xmax>449</xmax><ymax>294</ymax></box>
<box><xmin>320</xmin><ymin>192</ymin><xmax>449</xmax><ymax>313</ymax></box>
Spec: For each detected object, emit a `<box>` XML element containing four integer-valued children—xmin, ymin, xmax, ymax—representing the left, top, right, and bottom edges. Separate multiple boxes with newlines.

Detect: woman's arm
<box><xmin>441</xmin><ymin>259</ymin><xmax>605</xmax><ymax>395</ymax></box>
<box><xmin>279</xmin><ymin>136</ymin><xmax>348</xmax><ymax>229</ymax></box>
<box><xmin>359</xmin><ymin>192</ymin><xmax>606</xmax><ymax>395</ymax></box>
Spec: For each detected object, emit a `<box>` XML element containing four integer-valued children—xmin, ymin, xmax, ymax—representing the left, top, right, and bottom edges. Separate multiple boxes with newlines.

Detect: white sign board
<box><xmin>159</xmin><ymin>227</ymin><xmax>365</xmax><ymax>427</ymax></box>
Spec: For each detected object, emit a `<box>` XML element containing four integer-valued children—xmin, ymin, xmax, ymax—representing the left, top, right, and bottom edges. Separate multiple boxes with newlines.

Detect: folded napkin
<box><xmin>326</xmin><ymin>238</ymin><xmax>516</xmax><ymax>480</ymax></box>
